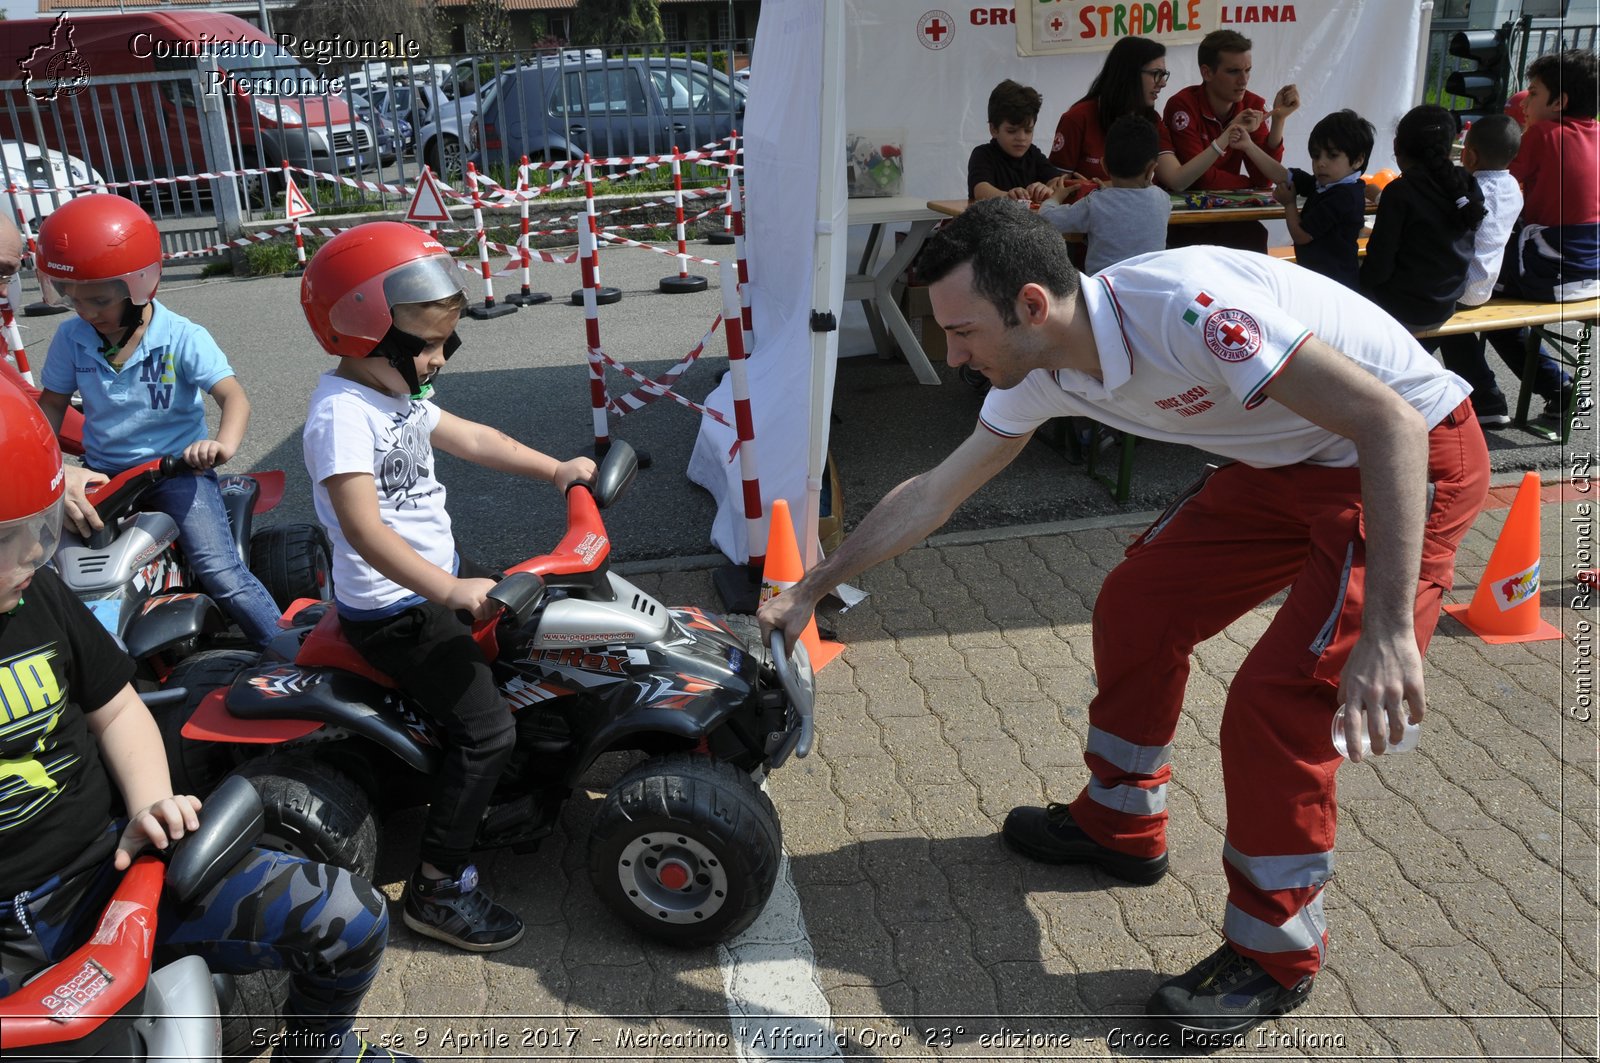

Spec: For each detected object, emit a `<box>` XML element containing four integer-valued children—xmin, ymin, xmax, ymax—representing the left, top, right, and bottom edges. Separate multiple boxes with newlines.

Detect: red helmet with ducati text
<box><xmin>300</xmin><ymin>221</ymin><xmax>465</xmax><ymax>358</ymax></box>
<box><xmin>0</xmin><ymin>383</ymin><xmax>66</xmax><ymax>578</ymax></box>
<box><xmin>35</xmin><ymin>193</ymin><xmax>163</xmax><ymax>307</ymax></box>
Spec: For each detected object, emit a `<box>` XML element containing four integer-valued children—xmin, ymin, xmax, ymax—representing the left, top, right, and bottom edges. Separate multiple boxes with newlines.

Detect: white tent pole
<box><xmin>803</xmin><ymin>0</ymin><xmax>846</xmax><ymax>569</ymax></box>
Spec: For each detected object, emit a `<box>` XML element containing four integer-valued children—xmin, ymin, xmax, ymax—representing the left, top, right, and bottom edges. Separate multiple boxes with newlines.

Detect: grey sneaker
<box><xmin>402</xmin><ymin>864</ymin><xmax>524</xmax><ymax>952</ymax></box>
<box><xmin>1146</xmin><ymin>943</ymin><xmax>1314</xmax><ymax>1043</ymax></box>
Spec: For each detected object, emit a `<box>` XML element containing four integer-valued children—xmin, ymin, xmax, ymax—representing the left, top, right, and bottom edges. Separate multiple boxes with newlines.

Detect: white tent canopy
<box><xmin>691</xmin><ymin>0</ymin><xmax>1428</xmax><ymax>564</ymax></box>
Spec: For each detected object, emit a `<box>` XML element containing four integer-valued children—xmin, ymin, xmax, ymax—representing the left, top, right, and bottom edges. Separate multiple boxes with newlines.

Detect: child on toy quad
<box><xmin>299</xmin><ymin>221</ymin><xmax>595</xmax><ymax>952</ymax></box>
<box><xmin>34</xmin><ymin>194</ymin><xmax>283</xmax><ymax>647</ymax></box>
<box><xmin>0</xmin><ymin>384</ymin><xmax>420</xmax><ymax>1063</ymax></box>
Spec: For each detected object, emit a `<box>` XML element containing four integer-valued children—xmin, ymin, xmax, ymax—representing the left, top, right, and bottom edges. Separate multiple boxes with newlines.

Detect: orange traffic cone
<box><xmin>1443</xmin><ymin>471</ymin><xmax>1563</xmax><ymax>643</ymax></box>
<box><xmin>760</xmin><ymin>499</ymin><xmax>845</xmax><ymax>669</ymax></box>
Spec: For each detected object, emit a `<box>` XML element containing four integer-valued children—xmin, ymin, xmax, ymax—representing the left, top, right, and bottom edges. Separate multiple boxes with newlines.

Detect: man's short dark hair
<box><xmin>1527</xmin><ymin>48</ymin><xmax>1599</xmax><ymax>120</ymax></box>
<box><xmin>916</xmin><ymin>199</ymin><xmax>1080</xmax><ymax>327</ymax></box>
<box><xmin>1103</xmin><ymin>114</ymin><xmax>1161</xmax><ymax>178</ymax></box>
<box><xmin>1198</xmin><ymin>30</ymin><xmax>1252</xmax><ymax>71</ymax></box>
<box><xmin>1464</xmin><ymin>113</ymin><xmax>1522</xmax><ymax>169</ymax></box>
<box><xmin>1306</xmin><ymin>109</ymin><xmax>1375</xmax><ymax>172</ymax></box>
<box><xmin>988</xmin><ymin>79</ymin><xmax>1044</xmax><ymax>128</ymax></box>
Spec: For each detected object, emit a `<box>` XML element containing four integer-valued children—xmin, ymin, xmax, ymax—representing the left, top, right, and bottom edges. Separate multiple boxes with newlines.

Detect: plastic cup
<box><xmin>1332</xmin><ymin>702</ymin><xmax>1420</xmax><ymax>760</ymax></box>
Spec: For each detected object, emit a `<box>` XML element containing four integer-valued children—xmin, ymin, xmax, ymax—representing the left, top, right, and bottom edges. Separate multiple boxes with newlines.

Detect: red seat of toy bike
<box><xmin>296</xmin><ymin>611</ymin><xmax>398</xmax><ymax>689</ymax></box>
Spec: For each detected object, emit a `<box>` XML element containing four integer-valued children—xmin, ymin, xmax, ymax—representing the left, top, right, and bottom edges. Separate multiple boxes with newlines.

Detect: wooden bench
<box><xmin>1414</xmin><ymin>295</ymin><xmax>1599</xmax><ymax>445</ymax></box>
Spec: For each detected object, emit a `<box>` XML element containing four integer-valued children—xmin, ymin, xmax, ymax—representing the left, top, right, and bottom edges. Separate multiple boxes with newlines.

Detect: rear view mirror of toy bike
<box><xmin>587</xmin><ymin>440</ymin><xmax>639</xmax><ymax>508</ymax></box>
<box><xmin>768</xmin><ymin>630</ymin><xmax>816</xmax><ymax>763</ymax></box>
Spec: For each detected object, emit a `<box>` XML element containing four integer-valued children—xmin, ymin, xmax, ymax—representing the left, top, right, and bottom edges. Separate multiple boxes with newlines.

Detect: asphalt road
<box><xmin>14</xmin><ymin>237</ymin><xmax>1578</xmax><ymax>575</ymax></box>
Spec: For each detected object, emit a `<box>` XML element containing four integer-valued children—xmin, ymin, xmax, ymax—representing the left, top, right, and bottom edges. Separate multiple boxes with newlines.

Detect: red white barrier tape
<box><xmin>600</xmin><ymin>314</ymin><xmax>722</xmax><ymax>416</ymax></box>
<box><xmin>597</xmin><ymin>230</ymin><xmax>723</xmax><ymax>267</ymax></box>
<box><xmin>163</xmin><ymin>225</ymin><xmax>295</xmax><ymax>260</ymax></box>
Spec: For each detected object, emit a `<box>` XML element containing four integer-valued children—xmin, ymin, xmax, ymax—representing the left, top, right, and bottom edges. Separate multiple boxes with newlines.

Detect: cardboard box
<box><xmin>901</xmin><ymin>284</ymin><xmax>946</xmax><ymax>362</ymax></box>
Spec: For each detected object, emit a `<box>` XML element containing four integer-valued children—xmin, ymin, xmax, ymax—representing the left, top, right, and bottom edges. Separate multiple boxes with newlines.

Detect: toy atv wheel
<box><xmin>231</xmin><ymin>755</ymin><xmax>379</xmax><ymax>879</ymax></box>
<box><xmin>250</xmin><ymin>524</ymin><xmax>332</xmax><ymax>609</ymax></box>
<box><xmin>588</xmin><ymin>753</ymin><xmax>781</xmax><ymax>946</ymax></box>
<box><xmin>158</xmin><ymin>649</ymin><xmax>261</xmax><ymax>797</ymax></box>
<box><xmin>221</xmin><ymin>970</ymin><xmax>291</xmax><ymax>1060</ymax></box>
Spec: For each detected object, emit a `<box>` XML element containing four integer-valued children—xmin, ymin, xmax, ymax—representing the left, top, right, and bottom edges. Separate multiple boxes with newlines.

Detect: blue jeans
<box><xmin>148</xmin><ymin>469</ymin><xmax>281</xmax><ymax>646</ymax></box>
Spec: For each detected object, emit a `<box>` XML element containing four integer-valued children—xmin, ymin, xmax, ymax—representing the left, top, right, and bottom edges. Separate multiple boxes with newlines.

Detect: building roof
<box><xmin>36</xmin><ymin>0</ymin><xmax>290</xmax><ymax>10</ymax></box>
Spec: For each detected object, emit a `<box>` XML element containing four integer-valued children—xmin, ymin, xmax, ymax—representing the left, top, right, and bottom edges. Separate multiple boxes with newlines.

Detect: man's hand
<box><xmin>446</xmin><ymin>576</ymin><xmax>499</xmax><ymax>621</ymax></box>
<box><xmin>553</xmin><ymin>456</ymin><xmax>597</xmax><ymax>492</ymax></box>
<box><xmin>116</xmin><ymin>794</ymin><xmax>203</xmax><ymax>870</ymax></box>
<box><xmin>1228</xmin><ymin>109</ymin><xmax>1266</xmax><ymax>136</ymax></box>
<box><xmin>1271</xmin><ymin>85</ymin><xmax>1301</xmax><ymax>123</ymax></box>
<box><xmin>1336</xmin><ymin>630</ymin><xmax>1425</xmax><ymax>762</ymax></box>
<box><xmin>757</xmin><ymin>586</ymin><xmax>817</xmax><ymax>658</ymax></box>
<box><xmin>183</xmin><ymin>438</ymin><xmax>234</xmax><ymax>470</ymax></box>
<box><xmin>63</xmin><ymin>465</ymin><xmax>109</xmax><ymax>537</ymax></box>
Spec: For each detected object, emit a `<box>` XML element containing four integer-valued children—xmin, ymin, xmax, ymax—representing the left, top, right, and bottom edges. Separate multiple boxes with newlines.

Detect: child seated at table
<box><xmin>968</xmin><ymin>80</ymin><xmax>1070</xmax><ymax>203</ymax></box>
<box><xmin>1360</xmin><ymin>104</ymin><xmax>1486</xmax><ymax>331</ymax></box>
<box><xmin>1038</xmin><ymin>114</ymin><xmax>1170</xmax><ymax>274</ymax></box>
<box><xmin>1239</xmin><ymin>110</ymin><xmax>1374</xmax><ymax>289</ymax></box>
<box><xmin>1430</xmin><ymin>115</ymin><xmax>1542</xmax><ymax>426</ymax></box>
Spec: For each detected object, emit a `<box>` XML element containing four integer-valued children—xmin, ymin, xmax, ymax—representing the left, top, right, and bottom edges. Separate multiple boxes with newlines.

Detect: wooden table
<box><xmin>928</xmin><ymin>197</ymin><xmax>1374</xmax><ymax>226</ymax></box>
<box><xmin>845</xmin><ymin>197</ymin><xmax>944</xmax><ymax>385</ymax></box>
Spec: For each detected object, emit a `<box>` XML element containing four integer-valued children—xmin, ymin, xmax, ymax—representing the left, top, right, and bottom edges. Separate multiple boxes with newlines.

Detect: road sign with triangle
<box><xmin>283</xmin><ymin>174</ymin><xmax>314</xmax><ymax>219</ymax></box>
<box><xmin>407</xmin><ymin>168</ymin><xmax>453</xmax><ymax>224</ymax></box>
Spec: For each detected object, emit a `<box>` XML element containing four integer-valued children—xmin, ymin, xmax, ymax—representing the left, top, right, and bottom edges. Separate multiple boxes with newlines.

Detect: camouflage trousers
<box><xmin>3</xmin><ymin>827</ymin><xmax>390</xmax><ymax>1062</ymax></box>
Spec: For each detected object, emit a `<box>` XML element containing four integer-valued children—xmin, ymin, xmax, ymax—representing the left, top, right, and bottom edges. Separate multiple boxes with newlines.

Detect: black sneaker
<box><xmin>402</xmin><ymin>864</ymin><xmax>524</xmax><ymax>952</ymax></box>
<box><xmin>1471</xmin><ymin>389</ymin><xmax>1511</xmax><ymax>427</ymax></box>
<box><xmin>1146</xmin><ymin>943</ymin><xmax>1314</xmax><ymax>1042</ymax></box>
<box><xmin>1536</xmin><ymin>381</ymin><xmax>1576</xmax><ymax>425</ymax></box>
<box><xmin>1001</xmin><ymin>803</ymin><xmax>1168</xmax><ymax>884</ymax></box>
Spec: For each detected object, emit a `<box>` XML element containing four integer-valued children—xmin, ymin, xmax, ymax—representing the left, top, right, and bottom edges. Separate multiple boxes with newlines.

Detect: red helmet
<box><xmin>300</xmin><ymin>221</ymin><xmax>464</xmax><ymax>358</ymax></box>
<box><xmin>0</xmin><ymin>383</ymin><xmax>66</xmax><ymax>578</ymax></box>
<box><xmin>35</xmin><ymin>194</ymin><xmax>163</xmax><ymax>307</ymax></box>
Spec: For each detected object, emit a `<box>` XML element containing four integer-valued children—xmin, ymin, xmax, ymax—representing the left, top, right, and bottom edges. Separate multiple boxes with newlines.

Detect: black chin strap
<box><xmin>98</xmin><ymin>302</ymin><xmax>149</xmax><ymax>362</ymax></box>
<box><xmin>368</xmin><ymin>325</ymin><xmax>461</xmax><ymax>399</ymax></box>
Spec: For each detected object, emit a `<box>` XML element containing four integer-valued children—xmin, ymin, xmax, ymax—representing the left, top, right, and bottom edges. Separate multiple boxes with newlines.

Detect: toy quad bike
<box><xmin>165</xmin><ymin>442</ymin><xmax>816</xmax><ymax>946</ymax></box>
<box><xmin>51</xmin><ymin>455</ymin><xmax>331</xmax><ymax>682</ymax></box>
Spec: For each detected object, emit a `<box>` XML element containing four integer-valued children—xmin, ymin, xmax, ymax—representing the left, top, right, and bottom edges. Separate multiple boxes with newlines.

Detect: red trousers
<box><xmin>1068</xmin><ymin>401</ymin><xmax>1488</xmax><ymax>986</ymax></box>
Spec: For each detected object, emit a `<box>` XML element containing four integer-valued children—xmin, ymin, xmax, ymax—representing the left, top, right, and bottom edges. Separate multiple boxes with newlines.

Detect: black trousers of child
<box><xmin>340</xmin><ymin>559</ymin><xmax>513</xmax><ymax>872</ymax></box>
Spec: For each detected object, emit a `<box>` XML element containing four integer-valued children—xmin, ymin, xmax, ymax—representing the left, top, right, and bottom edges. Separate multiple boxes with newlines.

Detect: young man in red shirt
<box><xmin>1162</xmin><ymin>29</ymin><xmax>1300</xmax><ymax>252</ymax></box>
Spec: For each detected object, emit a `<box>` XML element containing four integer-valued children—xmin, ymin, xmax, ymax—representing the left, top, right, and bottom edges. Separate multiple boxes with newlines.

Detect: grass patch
<box><xmin>200</xmin><ymin>260</ymin><xmax>234</xmax><ymax>278</ymax></box>
<box><xmin>244</xmin><ymin>240</ymin><xmax>314</xmax><ymax>276</ymax></box>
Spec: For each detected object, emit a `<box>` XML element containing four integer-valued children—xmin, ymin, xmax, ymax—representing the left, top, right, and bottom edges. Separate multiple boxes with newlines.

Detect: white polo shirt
<box><xmin>979</xmin><ymin>247</ymin><xmax>1470</xmax><ymax>468</ymax></box>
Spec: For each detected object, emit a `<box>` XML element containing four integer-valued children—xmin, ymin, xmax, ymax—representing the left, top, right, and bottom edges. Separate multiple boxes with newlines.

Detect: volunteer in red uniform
<box><xmin>1162</xmin><ymin>29</ymin><xmax>1299</xmax><ymax>252</ymax></box>
<box><xmin>758</xmin><ymin>199</ymin><xmax>1489</xmax><ymax>1042</ymax></box>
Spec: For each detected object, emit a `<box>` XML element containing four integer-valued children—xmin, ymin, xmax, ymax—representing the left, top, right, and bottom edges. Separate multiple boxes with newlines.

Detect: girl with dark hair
<box><xmin>1360</xmin><ymin>104</ymin><xmax>1487</xmax><ymax>330</ymax></box>
<box><xmin>1046</xmin><ymin>35</ymin><xmax>1255</xmax><ymax>189</ymax></box>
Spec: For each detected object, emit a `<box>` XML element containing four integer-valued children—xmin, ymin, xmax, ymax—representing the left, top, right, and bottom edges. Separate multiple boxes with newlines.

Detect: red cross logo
<box><xmin>1203</xmin><ymin>308</ymin><xmax>1262</xmax><ymax>362</ymax></box>
<box><xmin>1050</xmin><ymin>16</ymin><xmax>1064</xmax><ymax>32</ymax></box>
<box><xmin>917</xmin><ymin>10</ymin><xmax>954</xmax><ymax>49</ymax></box>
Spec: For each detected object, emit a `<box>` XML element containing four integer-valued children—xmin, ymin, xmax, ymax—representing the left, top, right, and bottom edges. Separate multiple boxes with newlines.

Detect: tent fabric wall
<box><xmin>689</xmin><ymin>0</ymin><xmax>847</xmax><ymax>563</ymax></box>
<box><xmin>690</xmin><ymin>0</ymin><xmax>1424</xmax><ymax>563</ymax></box>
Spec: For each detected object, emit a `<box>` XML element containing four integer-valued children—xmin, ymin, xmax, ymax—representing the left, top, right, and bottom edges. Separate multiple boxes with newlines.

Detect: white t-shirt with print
<box><xmin>303</xmin><ymin>371</ymin><xmax>454</xmax><ymax>614</ymax></box>
<box><xmin>979</xmin><ymin>247</ymin><xmax>1470</xmax><ymax>468</ymax></box>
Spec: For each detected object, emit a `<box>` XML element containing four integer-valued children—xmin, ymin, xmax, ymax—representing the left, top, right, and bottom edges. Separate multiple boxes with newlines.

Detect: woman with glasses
<box><xmin>1047</xmin><ymin>35</ymin><xmax>1257</xmax><ymax>192</ymax></box>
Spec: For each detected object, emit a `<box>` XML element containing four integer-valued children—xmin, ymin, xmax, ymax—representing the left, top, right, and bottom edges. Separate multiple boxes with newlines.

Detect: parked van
<box><xmin>0</xmin><ymin>11</ymin><xmax>369</xmax><ymax>195</ymax></box>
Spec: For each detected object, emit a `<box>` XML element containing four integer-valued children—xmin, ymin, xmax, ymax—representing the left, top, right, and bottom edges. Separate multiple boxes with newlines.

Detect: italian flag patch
<box><xmin>1182</xmin><ymin>291</ymin><xmax>1215</xmax><ymax>326</ymax></box>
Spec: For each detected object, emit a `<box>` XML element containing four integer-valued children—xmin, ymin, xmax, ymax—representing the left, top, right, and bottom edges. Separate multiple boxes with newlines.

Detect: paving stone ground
<box><xmin>348</xmin><ymin>484</ymin><xmax>1597</xmax><ymax>1063</ymax></box>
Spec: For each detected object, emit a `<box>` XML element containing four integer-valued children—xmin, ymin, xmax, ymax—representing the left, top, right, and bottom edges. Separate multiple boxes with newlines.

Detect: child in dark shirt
<box><xmin>1360</xmin><ymin>104</ymin><xmax>1487</xmax><ymax>330</ymax></box>
<box><xmin>1241</xmin><ymin>110</ymin><xmax>1374</xmax><ymax>288</ymax></box>
<box><xmin>967</xmin><ymin>80</ymin><xmax>1070</xmax><ymax>202</ymax></box>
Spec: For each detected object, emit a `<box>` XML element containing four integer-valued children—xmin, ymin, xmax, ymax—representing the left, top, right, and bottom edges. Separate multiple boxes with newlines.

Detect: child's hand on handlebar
<box><xmin>446</xmin><ymin>576</ymin><xmax>500</xmax><ymax>621</ymax></box>
<box><xmin>554</xmin><ymin>456</ymin><xmax>598</xmax><ymax>492</ymax></box>
<box><xmin>62</xmin><ymin>466</ymin><xmax>109</xmax><ymax>537</ymax></box>
<box><xmin>183</xmin><ymin>439</ymin><xmax>234</xmax><ymax>471</ymax></box>
<box><xmin>116</xmin><ymin>794</ymin><xmax>203</xmax><ymax>869</ymax></box>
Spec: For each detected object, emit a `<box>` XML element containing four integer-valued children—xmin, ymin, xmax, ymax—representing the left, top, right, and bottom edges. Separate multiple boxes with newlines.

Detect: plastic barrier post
<box><xmin>711</xmin><ymin>257</ymin><xmax>766</xmax><ymax>613</ymax></box>
<box><xmin>729</xmin><ymin>145</ymin><xmax>754</xmax><ymax>350</ymax></box>
<box><xmin>506</xmin><ymin>155</ymin><xmax>551</xmax><ymax>306</ymax></box>
<box><xmin>659</xmin><ymin>147</ymin><xmax>708</xmax><ymax>294</ymax></box>
<box><xmin>706</xmin><ymin>132</ymin><xmax>737</xmax><ymax>245</ymax></box>
<box><xmin>1</xmin><ymin>283</ymin><xmax>35</xmax><ymax>385</ymax></box>
<box><xmin>568</xmin><ymin>154</ymin><xmax>621</xmax><ymax>307</ymax></box>
<box><xmin>577</xmin><ymin>162</ymin><xmax>612</xmax><ymax>457</ymax></box>
<box><xmin>465</xmin><ymin>162</ymin><xmax>517</xmax><ymax>320</ymax></box>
